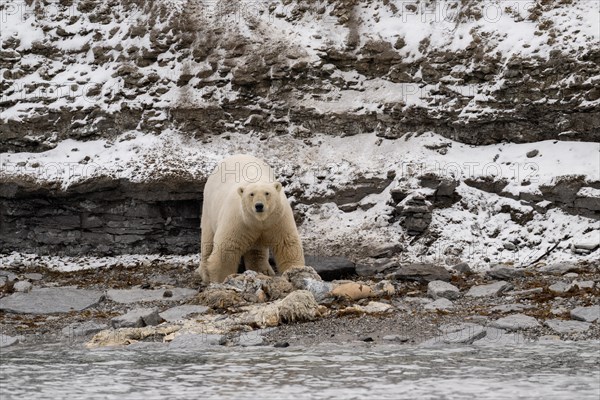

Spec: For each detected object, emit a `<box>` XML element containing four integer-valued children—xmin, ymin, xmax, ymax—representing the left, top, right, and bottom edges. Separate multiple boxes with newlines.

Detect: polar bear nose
<box><xmin>255</xmin><ymin>202</ymin><xmax>264</xmax><ymax>212</ymax></box>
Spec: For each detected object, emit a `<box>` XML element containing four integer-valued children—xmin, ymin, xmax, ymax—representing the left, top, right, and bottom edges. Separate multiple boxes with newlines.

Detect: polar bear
<box><xmin>197</xmin><ymin>154</ymin><xmax>305</xmax><ymax>283</ymax></box>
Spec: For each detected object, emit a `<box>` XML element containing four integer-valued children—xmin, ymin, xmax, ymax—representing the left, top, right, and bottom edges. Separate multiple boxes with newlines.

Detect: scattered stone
<box><xmin>526</xmin><ymin>149</ymin><xmax>539</xmax><ymax>158</ymax></box>
<box><xmin>0</xmin><ymin>287</ymin><xmax>103</xmax><ymax>314</ymax></box>
<box><xmin>544</xmin><ymin>319</ymin><xmax>591</xmax><ymax>334</ymax></box>
<box><xmin>573</xmin><ymin>280</ymin><xmax>595</xmax><ymax>289</ymax></box>
<box><xmin>355</xmin><ymin>259</ymin><xmax>395</xmax><ymax>277</ymax></box>
<box><xmin>362</xmin><ymin>337</ymin><xmax>374</xmax><ymax>342</ymax></box>
<box><xmin>331</xmin><ymin>282</ymin><xmax>373</xmax><ymax>300</ymax></box>
<box><xmin>387</xmin><ymin>263</ymin><xmax>451</xmax><ymax>283</ymax></box>
<box><xmin>106</xmin><ymin>288</ymin><xmax>197</xmax><ymax>304</ymax></box>
<box><xmin>13</xmin><ymin>281</ymin><xmax>33</xmax><ymax>293</ymax></box>
<box><xmin>274</xmin><ymin>341</ymin><xmax>290</xmax><ymax>348</ymax></box>
<box><xmin>359</xmin><ymin>301</ymin><xmax>394</xmax><ymax>314</ymax></box>
<box><xmin>438</xmin><ymin>324</ymin><xmax>487</xmax><ymax>345</ymax></box>
<box><xmin>491</xmin><ymin>304</ymin><xmax>533</xmax><ymax>313</ymax></box>
<box><xmin>570</xmin><ymin>305</ymin><xmax>600</xmax><ymax>323</ymax></box>
<box><xmin>548</xmin><ymin>281</ymin><xmax>575</xmax><ymax>294</ymax></box>
<box><xmin>305</xmin><ymin>255</ymin><xmax>356</xmax><ymax>281</ymax></box>
<box><xmin>539</xmin><ymin>262</ymin><xmax>581</xmax><ymax>275</ymax></box>
<box><xmin>452</xmin><ymin>262</ymin><xmax>472</xmax><ymax>274</ymax></box>
<box><xmin>475</xmin><ymin>327</ymin><xmax>526</xmax><ymax>346</ymax></box>
<box><xmin>424</xmin><ymin>298</ymin><xmax>454</xmax><ymax>311</ymax></box>
<box><xmin>62</xmin><ymin>321</ymin><xmax>108</xmax><ymax>338</ymax></box>
<box><xmin>506</xmin><ymin>287</ymin><xmax>544</xmax><ymax>296</ymax></box>
<box><xmin>466</xmin><ymin>281</ymin><xmax>513</xmax><ymax>297</ymax></box>
<box><xmin>486</xmin><ymin>265</ymin><xmax>526</xmax><ymax>280</ymax></box>
<box><xmin>403</xmin><ymin>297</ymin><xmax>433</xmax><ymax>305</ymax></box>
<box><xmin>159</xmin><ymin>305</ymin><xmax>209</xmax><ymax>322</ymax></box>
<box><xmin>563</xmin><ymin>273</ymin><xmax>579</xmax><ymax>279</ymax></box>
<box><xmin>23</xmin><ymin>273</ymin><xmax>43</xmax><ymax>281</ymax></box>
<box><xmin>490</xmin><ymin>314</ymin><xmax>540</xmax><ymax>330</ymax></box>
<box><xmin>111</xmin><ymin>308</ymin><xmax>163</xmax><ymax>329</ymax></box>
<box><xmin>382</xmin><ymin>334</ymin><xmax>410</xmax><ymax>343</ymax></box>
<box><xmin>0</xmin><ymin>334</ymin><xmax>19</xmax><ymax>348</ymax></box>
<box><xmin>0</xmin><ymin>270</ymin><xmax>18</xmax><ymax>282</ymax></box>
<box><xmin>168</xmin><ymin>333</ymin><xmax>225</xmax><ymax>349</ymax></box>
<box><xmin>163</xmin><ymin>289</ymin><xmax>173</xmax><ymax>298</ymax></box>
<box><xmin>427</xmin><ymin>280</ymin><xmax>460</xmax><ymax>300</ymax></box>
<box><xmin>235</xmin><ymin>332</ymin><xmax>265</xmax><ymax>347</ymax></box>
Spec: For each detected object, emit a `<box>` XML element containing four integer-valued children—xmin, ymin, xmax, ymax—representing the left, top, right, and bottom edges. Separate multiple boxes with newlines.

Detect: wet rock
<box><xmin>0</xmin><ymin>334</ymin><xmax>18</xmax><ymax>348</ymax></box>
<box><xmin>0</xmin><ymin>287</ymin><xmax>103</xmax><ymax>314</ymax></box>
<box><xmin>234</xmin><ymin>332</ymin><xmax>265</xmax><ymax>347</ymax></box>
<box><xmin>475</xmin><ymin>327</ymin><xmax>526</xmax><ymax>346</ymax></box>
<box><xmin>435</xmin><ymin>323</ymin><xmax>487</xmax><ymax>345</ymax></box>
<box><xmin>274</xmin><ymin>341</ymin><xmax>290</xmax><ymax>348</ymax></box>
<box><xmin>106</xmin><ymin>288</ymin><xmax>197</xmax><ymax>304</ymax></box>
<box><xmin>570</xmin><ymin>305</ymin><xmax>600</xmax><ymax>323</ymax></box>
<box><xmin>544</xmin><ymin>319</ymin><xmax>591</xmax><ymax>334</ymax></box>
<box><xmin>452</xmin><ymin>262</ymin><xmax>472</xmax><ymax>275</ymax></box>
<box><xmin>427</xmin><ymin>280</ymin><xmax>460</xmax><ymax>300</ymax></box>
<box><xmin>305</xmin><ymin>255</ymin><xmax>356</xmax><ymax>281</ymax></box>
<box><xmin>159</xmin><ymin>305</ymin><xmax>210</xmax><ymax>322</ymax></box>
<box><xmin>382</xmin><ymin>334</ymin><xmax>410</xmax><ymax>343</ymax></box>
<box><xmin>62</xmin><ymin>321</ymin><xmax>108</xmax><ymax>338</ymax></box>
<box><xmin>526</xmin><ymin>149</ymin><xmax>539</xmax><ymax>158</ymax></box>
<box><xmin>13</xmin><ymin>281</ymin><xmax>33</xmax><ymax>293</ymax></box>
<box><xmin>331</xmin><ymin>282</ymin><xmax>373</xmax><ymax>300</ymax></box>
<box><xmin>387</xmin><ymin>263</ymin><xmax>451</xmax><ymax>283</ymax></box>
<box><xmin>486</xmin><ymin>265</ymin><xmax>526</xmax><ymax>280</ymax></box>
<box><xmin>466</xmin><ymin>281</ymin><xmax>513</xmax><ymax>297</ymax></box>
<box><xmin>168</xmin><ymin>333</ymin><xmax>226</xmax><ymax>349</ymax></box>
<box><xmin>424</xmin><ymin>298</ymin><xmax>454</xmax><ymax>311</ymax></box>
<box><xmin>490</xmin><ymin>314</ymin><xmax>540</xmax><ymax>330</ymax></box>
<box><xmin>111</xmin><ymin>308</ymin><xmax>163</xmax><ymax>329</ymax></box>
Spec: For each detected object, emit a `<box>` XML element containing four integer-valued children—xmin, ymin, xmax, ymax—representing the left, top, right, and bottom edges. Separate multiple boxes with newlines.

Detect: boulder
<box><xmin>0</xmin><ymin>287</ymin><xmax>103</xmax><ymax>314</ymax></box>
<box><xmin>387</xmin><ymin>263</ymin><xmax>451</xmax><ymax>283</ymax></box>
<box><xmin>490</xmin><ymin>314</ymin><xmax>540</xmax><ymax>330</ymax></box>
<box><xmin>427</xmin><ymin>280</ymin><xmax>460</xmax><ymax>300</ymax></box>
<box><xmin>111</xmin><ymin>308</ymin><xmax>163</xmax><ymax>329</ymax></box>
<box><xmin>466</xmin><ymin>281</ymin><xmax>512</xmax><ymax>297</ymax></box>
<box><xmin>570</xmin><ymin>305</ymin><xmax>600</xmax><ymax>323</ymax></box>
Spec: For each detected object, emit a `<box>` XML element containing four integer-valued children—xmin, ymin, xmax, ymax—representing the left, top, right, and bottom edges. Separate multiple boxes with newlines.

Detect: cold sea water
<box><xmin>1</xmin><ymin>341</ymin><xmax>599</xmax><ymax>399</ymax></box>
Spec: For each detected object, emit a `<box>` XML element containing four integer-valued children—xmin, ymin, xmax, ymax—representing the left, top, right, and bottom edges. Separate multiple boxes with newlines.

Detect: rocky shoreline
<box><xmin>1</xmin><ymin>258</ymin><xmax>598</xmax><ymax>350</ymax></box>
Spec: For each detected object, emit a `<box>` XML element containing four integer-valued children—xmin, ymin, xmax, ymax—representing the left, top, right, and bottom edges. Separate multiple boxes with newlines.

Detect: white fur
<box><xmin>197</xmin><ymin>154</ymin><xmax>305</xmax><ymax>283</ymax></box>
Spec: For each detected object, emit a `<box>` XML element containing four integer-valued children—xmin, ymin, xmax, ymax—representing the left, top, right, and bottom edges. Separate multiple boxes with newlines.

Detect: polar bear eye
<box><xmin>250</xmin><ymin>193</ymin><xmax>254</xmax><ymax>197</ymax></box>
<box><xmin>265</xmin><ymin>192</ymin><xmax>270</xmax><ymax>196</ymax></box>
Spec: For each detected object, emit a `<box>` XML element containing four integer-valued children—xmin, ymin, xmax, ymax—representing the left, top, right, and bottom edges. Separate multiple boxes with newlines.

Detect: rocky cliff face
<box><xmin>1</xmin><ymin>0</ymin><xmax>599</xmax><ymax>265</ymax></box>
<box><xmin>2</xmin><ymin>0</ymin><xmax>599</xmax><ymax>152</ymax></box>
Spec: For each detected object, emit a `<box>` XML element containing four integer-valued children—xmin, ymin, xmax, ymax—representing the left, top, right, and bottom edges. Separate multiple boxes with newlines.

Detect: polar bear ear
<box><xmin>237</xmin><ymin>186</ymin><xmax>245</xmax><ymax>197</ymax></box>
<box><xmin>274</xmin><ymin>182</ymin><xmax>282</xmax><ymax>192</ymax></box>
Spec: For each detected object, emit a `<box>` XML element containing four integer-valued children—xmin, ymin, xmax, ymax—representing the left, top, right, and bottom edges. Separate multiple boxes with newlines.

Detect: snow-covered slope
<box><xmin>1</xmin><ymin>0</ymin><xmax>599</xmax><ymax>151</ymax></box>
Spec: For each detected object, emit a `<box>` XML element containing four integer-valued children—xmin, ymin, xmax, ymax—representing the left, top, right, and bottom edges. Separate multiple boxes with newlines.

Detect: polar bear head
<box><xmin>238</xmin><ymin>181</ymin><xmax>283</xmax><ymax>221</ymax></box>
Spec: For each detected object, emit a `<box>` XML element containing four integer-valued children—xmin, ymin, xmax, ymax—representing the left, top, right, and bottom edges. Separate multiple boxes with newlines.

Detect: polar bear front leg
<box><xmin>272</xmin><ymin>233</ymin><xmax>305</xmax><ymax>274</ymax></box>
<box><xmin>243</xmin><ymin>246</ymin><xmax>275</xmax><ymax>276</ymax></box>
<box><xmin>196</xmin><ymin>227</ymin><xmax>214</xmax><ymax>282</ymax></box>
